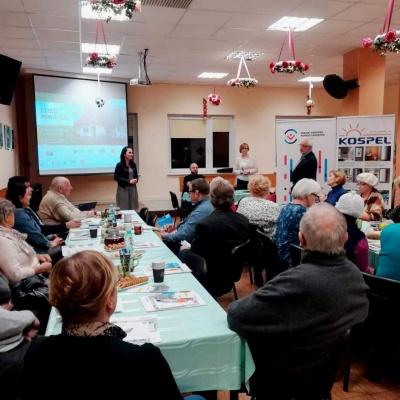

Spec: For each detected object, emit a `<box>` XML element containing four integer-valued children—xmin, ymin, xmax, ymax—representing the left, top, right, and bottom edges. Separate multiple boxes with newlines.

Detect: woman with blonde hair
<box><xmin>22</xmin><ymin>250</ymin><xmax>204</xmax><ymax>399</ymax></box>
<box><xmin>237</xmin><ymin>175</ymin><xmax>281</xmax><ymax>239</ymax></box>
<box><xmin>325</xmin><ymin>170</ymin><xmax>347</xmax><ymax>205</ymax></box>
<box><xmin>233</xmin><ymin>143</ymin><xmax>258</xmax><ymax>190</ymax></box>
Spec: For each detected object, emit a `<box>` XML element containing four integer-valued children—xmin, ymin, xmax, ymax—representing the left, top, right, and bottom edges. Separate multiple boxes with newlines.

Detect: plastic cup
<box><xmin>89</xmin><ymin>228</ymin><xmax>98</xmax><ymax>238</ymax></box>
<box><xmin>152</xmin><ymin>259</ymin><xmax>165</xmax><ymax>283</ymax></box>
<box><xmin>124</xmin><ymin>213</ymin><xmax>133</xmax><ymax>223</ymax></box>
<box><xmin>124</xmin><ymin>222</ymin><xmax>132</xmax><ymax>231</ymax></box>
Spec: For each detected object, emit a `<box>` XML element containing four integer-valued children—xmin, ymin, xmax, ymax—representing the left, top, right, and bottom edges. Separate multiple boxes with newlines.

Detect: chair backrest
<box><xmin>248</xmin><ymin>325</ymin><xmax>355</xmax><ymax>399</ymax></box>
<box><xmin>169</xmin><ymin>191</ymin><xmax>180</xmax><ymax>210</ymax></box>
<box><xmin>138</xmin><ymin>207</ymin><xmax>149</xmax><ymax>223</ymax></box>
<box><xmin>179</xmin><ymin>251</ymin><xmax>207</xmax><ymax>283</ymax></box>
<box><xmin>147</xmin><ymin>213</ymin><xmax>158</xmax><ymax>227</ymax></box>
<box><xmin>231</xmin><ymin>239</ymin><xmax>250</xmax><ymax>283</ymax></box>
<box><xmin>256</xmin><ymin>229</ymin><xmax>285</xmax><ymax>281</ymax></box>
<box><xmin>289</xmin><ymin>243</ymin><xmax>303</xmax><ymax>268</ymax></box>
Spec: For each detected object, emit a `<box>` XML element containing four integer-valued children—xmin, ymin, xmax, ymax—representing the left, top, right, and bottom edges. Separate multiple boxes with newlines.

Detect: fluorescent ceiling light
<box><xmin>226</xmin><ymin>51</ymin><xmax>263</xmax><ymax>61</ymax></box>
<box><xmin>82</xmin><ymin>67</ymin><xmax>113</xmax><ymax>75</ymax></box>
<box><xmin>298</xmin><ymin>77</ymin><xmax>324</xmax><ymax>83</ymax></box>
<box><xmin>81</xmin><ymin>1</ymin><xmax>130</xmax><ymax>21</ymax></box>
<box><xmin>198</xmin><ymin>72</ymin><xmax>229</xmax><ymax>79</ymax></box>
<box><xmin>268</xmin><ymin>17</ymin><xmax>323</xmax><ymax>32</ymax></box>
<box><xmin>82</xmin><ymin>43</ymin><xmax>120</xmax><ymax>55</ymax></box>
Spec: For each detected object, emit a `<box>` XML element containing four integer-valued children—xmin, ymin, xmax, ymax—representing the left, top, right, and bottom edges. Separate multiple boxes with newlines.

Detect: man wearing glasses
<box><xmin>291</xmin><ymin>138</ymin><xmax>318</xmax><ymax>190</ymax></box>
<box><xmin>161</xmin><ymin>178</ymin><xmax>213</xmax><ymax>254</ymax></box>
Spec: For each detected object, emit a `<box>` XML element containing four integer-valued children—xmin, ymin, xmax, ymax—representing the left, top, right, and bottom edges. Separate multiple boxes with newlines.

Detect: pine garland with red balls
<box><xmin>270</xmin><ymin>60</ymin><xmax>309</xmax><ymax>75</ymax></box>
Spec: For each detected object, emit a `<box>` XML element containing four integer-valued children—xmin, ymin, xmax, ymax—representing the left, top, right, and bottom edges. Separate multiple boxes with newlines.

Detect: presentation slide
<box><xmin>33</xmin><ymin>75</ymin><xmax>128</xmax><ymax>175</ymax></box>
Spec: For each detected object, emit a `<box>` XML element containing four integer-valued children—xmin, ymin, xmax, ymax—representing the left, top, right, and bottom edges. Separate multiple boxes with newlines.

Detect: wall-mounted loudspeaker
<box><xmin>323</xmin><ymin>74</ymin><xmax>359</xmax><ymax>100</ymax></box>
<box><xmin>0</xmin><ymin>54</ymin><xmax>22</xmax><ymax>106</ymax></box>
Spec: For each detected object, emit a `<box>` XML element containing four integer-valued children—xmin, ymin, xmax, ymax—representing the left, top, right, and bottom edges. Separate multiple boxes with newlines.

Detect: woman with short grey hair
<box><xmin>0</xmin><ymin>199</ymin><xmax>52</xmax><ymax>334</ymax></box>
<box><xmin>274</xmin><ymin>178</ymin><xmax>321</xmax><ymax>270</ymax></box>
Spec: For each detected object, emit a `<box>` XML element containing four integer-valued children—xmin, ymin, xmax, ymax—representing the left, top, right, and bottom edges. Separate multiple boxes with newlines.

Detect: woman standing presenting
<box><xmin>233</xmin><ymin>143</ymin><xmax>258</xmax><ymax>190</ymax></box>
<box><xmin>114</xmin><ymin>146</ymin><xmax>139</xmax><ymax>211</ymax></box>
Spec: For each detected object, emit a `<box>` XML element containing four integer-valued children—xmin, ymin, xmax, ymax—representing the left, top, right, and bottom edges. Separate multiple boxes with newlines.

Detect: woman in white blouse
<box><xmin>233</xmin><ymin>143</ymin><xmax>258</xmax><ymax>190</ymax></box>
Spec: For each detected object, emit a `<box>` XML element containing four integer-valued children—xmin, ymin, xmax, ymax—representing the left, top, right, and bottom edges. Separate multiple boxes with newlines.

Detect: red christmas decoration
<box><xmin>208</xmin><ymin>93</ymin><xmax>221</xmax><ymax>106</ymax></box>
<box><xmin>203</xmin><ymin>98</ymin><xmax>207</xmax><ymax>118</ymax></box>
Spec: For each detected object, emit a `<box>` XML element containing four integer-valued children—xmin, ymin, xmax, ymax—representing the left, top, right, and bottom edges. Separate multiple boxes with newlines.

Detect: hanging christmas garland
<box><xmin>85</xmin><ymin>52</ymin><xmax>117</xmax><ymax>69</ymax></box>
<box><xmin>227</xmin><ymin>56</ymin><xmax>258</xmax><ymax>89</ymax></box>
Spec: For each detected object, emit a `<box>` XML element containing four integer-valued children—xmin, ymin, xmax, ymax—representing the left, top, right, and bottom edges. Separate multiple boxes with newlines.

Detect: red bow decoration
<box><xmin>208</xmin><ymin>93</ymin><xmax>221</xmax><ymax>106</ymax></box>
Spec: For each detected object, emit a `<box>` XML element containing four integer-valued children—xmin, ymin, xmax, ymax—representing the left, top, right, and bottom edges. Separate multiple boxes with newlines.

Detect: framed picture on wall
<box><xmin>355</xmin><ymin>147</ymin><xmax>364</xmax><ymax>161</ymax></box>
<box><xmin>0</xmin><ymin>123</ymin><xmax>3</xmax><ymax>148</ymax></box>
<box><xmin>4</xmin><ymin>125</ymin><xmax>11</xmax><ymax>150</ymax></box>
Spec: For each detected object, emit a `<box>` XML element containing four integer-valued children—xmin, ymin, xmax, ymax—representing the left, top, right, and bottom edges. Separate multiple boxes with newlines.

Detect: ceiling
<box><xmin>1</xmin><ymin>0</ymin><xmax>400</xmax><ymax>89</ymax></box>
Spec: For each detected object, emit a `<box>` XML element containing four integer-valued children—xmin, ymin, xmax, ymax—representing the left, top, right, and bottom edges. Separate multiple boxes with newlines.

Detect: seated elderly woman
<box><xmin>21</xmin><ymin>250</ymin><xmax>204</xmax><ymax>400</ymax></box>
<box><xmin>335</xmin><ymin>191</ymin><xmax>374</xmax><ymax>274</ymax></box>
<box><xmin>0</xmin><ymin>199</ymin><xmax>52</xmax><ymax>333</ymax></box>
<box><xmin>274</xmin><ymin>178</ymin><xmax>321</xmax><ymax>270</ymax></box>
<box><xmin>236</xmin><ymin>174</ymin><xmax>281</xmax><ymax>240</ymax></box>
<box><xmin>356</xmin><ymin>172</ymin><xmax>385</xmax><ymax>221</ymax></box>
<box><xmin>8</xmin><ymin>183</ymin><xmax>65</xmax><ymax>261</ymax></box>
<box><xmin>325</xmin><ymin>170</ymin><xmax>347</xmax><ymax>205</ymax></box>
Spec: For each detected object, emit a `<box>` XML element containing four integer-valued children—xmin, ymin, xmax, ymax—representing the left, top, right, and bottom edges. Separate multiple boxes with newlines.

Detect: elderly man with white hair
<box><xmin>227</xmin><ymin>203</ymin><xmax>369</xmax><ymax>400</ymax></box>
<box><xmin>291</xmin><ymin>138</ymin><xmax>318</xmax><ymax>189</ymax></box>
<box><xmin>38</xmin><ymin>177</ymin><xmax>94</xmax><ymax>225</ymax></box>
<box><xmin>275</xmin><ymin>178</ymin><xmax>321</xmax><ymax>270</ymax></box>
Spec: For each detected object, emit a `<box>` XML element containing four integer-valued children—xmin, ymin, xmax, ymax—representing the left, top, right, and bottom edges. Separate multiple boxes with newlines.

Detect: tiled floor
<box><xmin>213</xmin><ymin>268</ymin><xmax>400</xmax><ymax>400</ymax></box>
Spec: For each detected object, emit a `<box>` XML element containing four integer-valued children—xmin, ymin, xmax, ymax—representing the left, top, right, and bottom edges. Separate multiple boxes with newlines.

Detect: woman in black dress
<box><xmin>114</xmin><ymin>146</ymin><xmax>139</xmax><ymax>210</ymax></box>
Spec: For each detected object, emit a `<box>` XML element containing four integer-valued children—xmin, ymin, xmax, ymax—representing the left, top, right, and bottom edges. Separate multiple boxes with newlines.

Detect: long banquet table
<box><xmin>46</xmin><ymin>211</ymin><xmax>255</xmax><ymax>394</ymax></box>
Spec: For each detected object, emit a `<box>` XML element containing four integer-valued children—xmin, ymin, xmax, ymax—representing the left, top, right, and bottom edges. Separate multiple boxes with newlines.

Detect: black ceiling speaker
<box><xmin>0</xmin><ymin>54</ymin><xmax>22</xmax><ymax>106</ymax></box>
<box><xmin>323</xmin><ymin>74</ymin><xmax>359</xmax><ymax>100</ymax></box>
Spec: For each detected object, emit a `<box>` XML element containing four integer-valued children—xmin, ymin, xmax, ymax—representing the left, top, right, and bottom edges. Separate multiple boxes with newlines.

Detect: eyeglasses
<box><xmin>311</xmin><ymin>193</ymin><xmax>320</xmax><ymax>203</ymax></box>
<box><xmin>188</xmin><ymin>190</ymin><xmax>197</xmax><ymax>194</ymax></box>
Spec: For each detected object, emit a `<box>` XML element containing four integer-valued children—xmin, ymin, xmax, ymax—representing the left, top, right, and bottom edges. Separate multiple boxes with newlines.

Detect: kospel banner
<box><xmin>276</xmin><ymin>118</ymin><xmax>337</xmax><ymax>204</ymax></box>
<box><xmin>337</xmin><ymin>115</ymin><xmax>395</xmax><ymax>208</ymax></box>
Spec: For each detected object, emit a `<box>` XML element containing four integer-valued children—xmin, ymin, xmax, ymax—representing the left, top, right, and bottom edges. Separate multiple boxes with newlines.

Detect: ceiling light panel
<box><xmin>82</xmin><ymin>43</ymin><xmax>120</xmax><ymax>55</ymax></box>
<box><xmin>268</xmin><ymin>17</ymin><xmax>324</xmax><ymax>32</ymax></box>
<box><xmin>226</xmin><ymin>51</ymin><xmax>264</xmax><ymax>61</ymax></box>
<box><xmin>197</xmin><ymin>72</ymin><xmax>229</xmax><ymax>79</ymax></box>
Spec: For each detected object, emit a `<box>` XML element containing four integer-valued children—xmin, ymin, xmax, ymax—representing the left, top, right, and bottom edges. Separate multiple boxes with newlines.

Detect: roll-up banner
<box><xmin>337</xmin><ymin>115</ymin><xmax>395</xmax><ymax>208</ymax></box>
<box><xmin>275</xmin><ymin>115</ymin><xmax>395</xmax><ymax>206</ymax></box>
<box><xmin>275</xmin><ymin>118</ymin><xmax>337</xmax><ymax>204</ymax></box>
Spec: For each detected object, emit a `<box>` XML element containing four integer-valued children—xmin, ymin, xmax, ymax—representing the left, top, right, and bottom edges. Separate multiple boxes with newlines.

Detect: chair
<box><xmin>169</xmin><ymin>191</ymin><xmax>190</xmax><ymax>223</ymax></box>
<box><xmin>178</xmin><ymin>251</ymin><xmax>207</xmax><ymax>286</ymax></box>
<box><xmin>289</xmin><ymin>243</ymin><xmax>303</xmax><ymax>268</ymax></box>
<box><xmin>147</xmin><ymin>213</ymin><xmax>158</xmax><ymax>227</ymax></box>
<box><xmin>358</xmin><ymin>272</ymin><xmax>400</xmax><ymax>382</ymax></box>
<box><xmin>231</xmin><ymin>239</ymin><xmax>250</xmax><ymax>300</ymax></box>
<box><xmin>246</xmin><ymin>223</ymin><xmax>265</xmax><ymax>285</ymax></box>
<box><xmin>138</xmin><ymin>207</ymin><xmax>149</xmax><ymax>224</ymax></box>
<box><xmin>256</xmin><ymin>229</ymin><xmax>285</xmax><ymax>282</ymax></box>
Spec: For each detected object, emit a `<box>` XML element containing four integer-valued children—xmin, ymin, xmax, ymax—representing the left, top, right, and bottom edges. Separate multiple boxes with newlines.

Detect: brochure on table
<box><xmin>111</xmin><ymin>315</ymin><xmax>161</xmax><ymax>344</ymax></box>
<box><xmin>144</xmin><ymin>262</ymin><xmax>192</xmax><ymax>277</ymax></box>
<box><xmin>140</xmin><ymin>290</ymin><xmax>206</xmax><ymax>312</ymax></box>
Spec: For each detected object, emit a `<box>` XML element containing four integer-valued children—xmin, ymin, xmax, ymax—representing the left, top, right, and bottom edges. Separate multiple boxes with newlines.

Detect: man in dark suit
<box><xmin>179</xmin><ymin>177</ymin><xmax>249</xmax><ymax>297</ymax></box>
<box><xmin>291</xmin><ymin>138</ymin><xmax>318</xmax><ymax>189</ymax></box>
<box><xmin>182</xmin><ymin>163</ymin><xmax>205</xmax><ymax>212</ymax></box>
